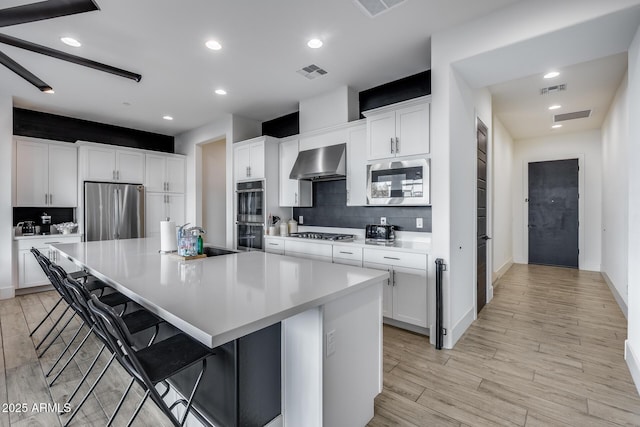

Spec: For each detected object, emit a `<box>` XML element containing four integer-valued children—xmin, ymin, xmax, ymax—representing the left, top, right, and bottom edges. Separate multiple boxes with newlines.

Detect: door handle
<box><xmin>480</xmin><ymin>235</ymin><xmax>492</xmax><ymax>241</ymax></box>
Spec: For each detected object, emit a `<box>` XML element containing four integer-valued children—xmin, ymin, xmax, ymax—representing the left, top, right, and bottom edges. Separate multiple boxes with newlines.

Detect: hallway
<box><xmin>370</xmin><ymin>264</ymin><xmax>640</xmax><ymax>426</ymax></box>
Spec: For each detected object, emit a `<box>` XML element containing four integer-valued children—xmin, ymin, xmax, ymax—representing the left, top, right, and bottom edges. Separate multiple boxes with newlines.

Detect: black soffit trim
<box><xmin>0</xmin><ymin>33</ymin><xmax>142</xmax><ymax>82</ymax></box>
<box><xmin>0</xmin><ymin>50</ymin><xmax>52</xmax><ymax>92</ymax></box>
<box><xmin>0</xmin><ymin>0</ymin><xmax>99</xmax><ymax>28</ymax></box>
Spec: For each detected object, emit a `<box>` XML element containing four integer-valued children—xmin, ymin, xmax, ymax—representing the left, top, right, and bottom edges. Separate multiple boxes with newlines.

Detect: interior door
<box><xmin>528</xmin><ymin>159</ymin><xmax>579</xmax><ymax>268</ymax></box>
<box><xmin>476</xmin><ymin>119</ymin><xmax>488</xmax><ymax>314</ymax></box>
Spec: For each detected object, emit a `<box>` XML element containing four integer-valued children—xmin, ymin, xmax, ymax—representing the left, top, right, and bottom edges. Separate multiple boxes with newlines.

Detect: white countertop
<box><xmin>14</xmin><ymin>232</ymin><xmax>81</xmax><ymax>241</ymax></box>
<box><xmin>264</xmin><ymin>234</ymin><xmax>431</xmax><ymax>254</ymax></box>
<box><xmin>52</xmin><ymin>237</ymin><xmax>389</xmax><ymax>348</ymax></box>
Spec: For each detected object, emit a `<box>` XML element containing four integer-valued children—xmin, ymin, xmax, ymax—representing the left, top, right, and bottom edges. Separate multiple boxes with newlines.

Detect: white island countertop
<box><xmin>52</xmin><ymin>237</ymin><xmax>389</xmax><ymax>348</ymax></box>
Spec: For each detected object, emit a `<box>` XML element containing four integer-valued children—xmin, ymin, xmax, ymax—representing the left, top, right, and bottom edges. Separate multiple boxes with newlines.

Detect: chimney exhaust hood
<box><xmin>289</xmin><ymin>143</ymin><xmax>346</xmax><ymax>181</ymax></box>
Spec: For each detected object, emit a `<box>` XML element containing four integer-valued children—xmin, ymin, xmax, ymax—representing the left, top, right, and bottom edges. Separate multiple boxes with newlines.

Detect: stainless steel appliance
<box><xmin>367</xmin><ymin>158</ymin><xmax>430</xmax><ymax>206</ymax></box>
<box><xmin>17</xmin><ymin>220</ymin><xmax>36</xmax><ymax>235</ymax></box>
<box><xmin>365</xmin><ymin>224</ymin><xmax>396</xmax><ymax>243</ymax></box>
<box><xmin>84</xmin><ymin>182</ymin><xmax>145</xmax><ymax>241</ymax></box>
<box><xmin>40</xmin><ymin>212</ymin><xmax>51</xmax><ymax>235</ymax></box>
<box><xmin>289</xmin><ymin>143</ymin><xmax>346</xmax><ymax>181</ymax></box>
<box><xmin>289</xmin><ymin>232</ymin><xmax>354</xmax><ymax>242</ymax></box>
<box><xmin>236</xmin><ymin>180</ymin><xmax>265</xmax><ymax>251</ymax></box>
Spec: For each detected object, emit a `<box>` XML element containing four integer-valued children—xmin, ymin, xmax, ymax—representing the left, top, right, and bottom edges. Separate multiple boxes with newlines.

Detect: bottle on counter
<box><xmin>288</xmin><ymin>218</ymin><xmax>298</xmax><ymax>234</ymax></box>
<box><xmin>197</xmin><ymin>233</ymin><xmax>204</xmax><ymax>255</ymax></box>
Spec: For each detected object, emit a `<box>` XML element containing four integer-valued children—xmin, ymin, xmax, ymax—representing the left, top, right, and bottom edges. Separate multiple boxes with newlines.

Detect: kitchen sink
<box><xmin>203</xmin><ymin>246</ymin><xmax>238</xmax><ymax>257</ymax></box>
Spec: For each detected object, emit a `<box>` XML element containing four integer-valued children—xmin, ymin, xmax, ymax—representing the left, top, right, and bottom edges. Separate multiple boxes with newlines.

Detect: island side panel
<box><xmin>323</xmin><ymin>281</ymin><xmax>383</xmax><ymax>427</ymax></box>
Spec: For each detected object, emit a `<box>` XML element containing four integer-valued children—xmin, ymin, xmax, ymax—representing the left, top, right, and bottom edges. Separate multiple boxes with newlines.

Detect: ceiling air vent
<box><xmin>540</xmin><ymin>84</ymin><xmax>567</xmax><ymax>95</ymax></box>
<box><xmin>297</xmin><ymin>64</ymin><xmax>328</xmax><ymax>80</ymax></box>
<box><xmin>554</xmin><ymin>110</ymin><xmax>592</xmax><ymax>122</ymax></box>
<box><xmin>354</xmin><ymin>0</ymin><xmax>406</xmax><ymax>18</ymax></box>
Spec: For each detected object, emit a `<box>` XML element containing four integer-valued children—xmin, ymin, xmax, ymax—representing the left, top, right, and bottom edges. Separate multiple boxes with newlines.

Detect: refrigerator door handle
<box><xmin>114</xmin><ymin>187</ymin><xmax>120</xmax><ymax>239</ymax></box>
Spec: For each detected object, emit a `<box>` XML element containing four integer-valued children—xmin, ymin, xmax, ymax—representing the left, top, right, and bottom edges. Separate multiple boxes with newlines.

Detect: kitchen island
<box><xmin>51</xmin><ymin>237</ymin><xmax>387</xmax><ymax>427</ymax></box>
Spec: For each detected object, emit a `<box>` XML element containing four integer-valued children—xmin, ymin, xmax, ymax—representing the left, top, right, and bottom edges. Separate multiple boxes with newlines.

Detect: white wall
<box><xmin>512</xmin><ymin>130</ymin><xmax>602</xmax><ymax>271</ymax></box>
<box><xmin>601</xmin><ymin>73</ymin><xmax>629</xmax><ymax>308</ymax></box>
<box><xmin>430</xmin><ymin>0</ymin><xmax>637</xmax><ymax>347</ymax></box>
<box><xmin>626</xmin><ymin>23</ymin><xmax>640</xmax><ymax>395</ymax></box>
<box><xmin>0</xmin><ymin>95</ymin><xmax>13</xmax><ymax>298</ymax></box>
<box><xmin>175</xmin><ymin>114</ymin><xmax>260</xmax><ymax>248</ymax></box>
<box><xmin>492</xmin><ymin>117</ymin><xmax>514</xmax><ymax>280</ymax></box>
<box><xmin>202</xmin><ymin>139</ymin><xmax>226</xmax><ymax>247</ymax></box>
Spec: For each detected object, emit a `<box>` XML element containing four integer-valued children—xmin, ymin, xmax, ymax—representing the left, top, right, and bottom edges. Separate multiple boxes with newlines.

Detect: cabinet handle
<box><xmin>269</xmin><ymin>242</ymin><xmax>279</xmax><ymax>246</ymax></box>
<box><xmin>117</xmin><ymin>170</ymin><xmax>120</xmax><ymax>180</ymax></box>
<box><xmin>395</xmin><ymin>137</ymin><xmax>399</xmax><ymax>153</ymax></box>
<box><xmin>339</xmin><ymin>251</ymin><xmax>353</xmax><ymax>255</ymax></box>
<box><xmin>295</xmin><ymin>192</ymin><xmax>298</xmax><ymax>205</ymax></box>
<box><xmin>49</xmin><ymin>194</ymin><xmax>53</xmax><ymax>205</ymax></box>
<box><xmin>166</xmin><ymin>182</ymin><xmax>169</xmax><ymax>191</ymax></box>
<box><xmin>390</xmin><ymin>138</ymin><xmax>394</xmax><ymax>154</ymax></box>
<box><xmin>44</xmin><ymin>193</ymin><xmax>48</xmax><ymax>204</ymax></box>
<box><xmin>392</xmin><ymin>269</ymin><xmax>396</xmax><ymax>286</ymax></box>
<box><xmin>384</xmin><ymin>256</ymin><xmax>400</xmax><ymax>260</ymax></box>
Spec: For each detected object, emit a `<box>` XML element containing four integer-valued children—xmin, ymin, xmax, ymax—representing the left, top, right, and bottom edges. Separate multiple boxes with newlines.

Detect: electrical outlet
<box><xmin>416</xmin><ymin>218</ymin><xmax>423</xmax><ymax>228</ymax></box>
<box><xmin>299</xmin><ymin>216</ymin><xmax>303</xmax><ymax>225</ymax></box>
<box><xmin>326</xmin><ymin>329</ymin><xmax>336</xmax><ymax>357</ymax></box>
<box><xmin>380</xmin><ymin>217</ymin><xmax>387</xmax><ymax>225</ymax></box>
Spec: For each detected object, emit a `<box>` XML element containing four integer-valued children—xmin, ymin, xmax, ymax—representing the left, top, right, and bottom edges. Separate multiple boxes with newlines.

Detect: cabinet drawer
<box><xmin>332</xmin><ymin>245</ymin><xmax>363</xmax><ymax>262</ymax></box>
<box><xmin>284</xmin><ymin>240</ymin><xmax>332</xmax><ymax>258</ymax></box>
<box><xmin>363</xmin><ymin>248</ymin><xmax>427</xmax><ymax>270</ymax></box>
<box><xmin>16</xmin><ymin>236</ymin><xmax>81</xmax><ymax>251</ymax></box>
<box><xmin>265</xmin><ymin>238</ymin><xmax>284</xmax><ymax>250</ymax></box>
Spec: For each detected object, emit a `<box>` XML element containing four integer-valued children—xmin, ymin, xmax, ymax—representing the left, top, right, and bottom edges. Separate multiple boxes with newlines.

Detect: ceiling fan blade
<box><xmin>0</xmin><ymin>0</ymin><xmax>99</xmax><ymax>28</ymax></box>
<box><xmin>0</xmin><ymin>33</ymin><xmax>141</xmax><ymax>82</ymax></box>
<box><xmin>0</xmin><ymin>49</ymin><xmax>52</xmax><ymax>92</ymax></box>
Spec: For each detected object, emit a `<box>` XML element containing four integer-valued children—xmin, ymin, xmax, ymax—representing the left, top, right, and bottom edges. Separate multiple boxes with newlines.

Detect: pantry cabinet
<box><xmin>363</xmin><ymin>97</ymin><xmax>430</xmax><ymax>160</ymax></box>
<box><xmin>81</xmin><ymin>144</ymin><xmax>145</xmax><ymax>183</ymax></box>
<box><xmin>146</xmin><ymin>192</ymin><xmax>185</xmax><ymax>237</ymax></box>
<box><xmin>145</xmin><ymin>153</ymin><xmax>185</xmax><ymax>193</ymax></box>
<box><xmin>279</xmin><ymin>138</ymin><xmax>312</xmax><ymax>207</ymax></box>
<box><xmin>15</xmin><ymin>138</ymin><xmax>77</xmax><ymax>207</ymax></box>
<box><xmin>234</xmin><ymin>139</ymin><xmax>265</xmax><ymax>181</ymax></box>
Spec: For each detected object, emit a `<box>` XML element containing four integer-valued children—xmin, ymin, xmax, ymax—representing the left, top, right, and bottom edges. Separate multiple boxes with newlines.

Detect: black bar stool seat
<box><xmin>122</xmin><ymin>310</ymin><xmax>163</xmax><ymax>335</ymax></box>
<box><xmin>98</xmin><ymin>291</ymin><xmax>131</xmax><ymax>307</ymax></box>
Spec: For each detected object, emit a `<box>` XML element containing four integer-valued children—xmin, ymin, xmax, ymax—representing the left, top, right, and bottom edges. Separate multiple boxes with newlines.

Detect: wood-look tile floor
<box><xmin>368</xmin><ymin>264</ymin><xmax>640</xmax><ymax>426</ymax></box>
<box><xmin>2</xmin><ymin>263</ymin><xmax>639</xmax><ymax>426</ymax></box>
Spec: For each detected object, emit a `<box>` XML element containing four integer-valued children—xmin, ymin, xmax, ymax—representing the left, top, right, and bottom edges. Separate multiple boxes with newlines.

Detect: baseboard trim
<box><xmin>0</xmin><ymin>286</ymin><xmax>15</xmax><ymax>300</ymax></box>
<box><xmin>448</xmin><ymin>306</ymin><xmax>475</xmax><ymax>349</ymax></box>
<box><xmin>602</xmin><ymin>272</ymin><xmax>628</xmax><ymax>319</ymax></box>
<box><xmin>625</xmin><ymin>340</ymin><xmax>640</xmax><ymax>396</ymax></box>
<box><xmin>383</xmin><ymin>317</ymin><xmax>429</xmax><ymax>336</ymax></box>
<box><xmin>492</xmin><ymin>258</ymin><xmax>513</xmax><ymax>284</ymax></box>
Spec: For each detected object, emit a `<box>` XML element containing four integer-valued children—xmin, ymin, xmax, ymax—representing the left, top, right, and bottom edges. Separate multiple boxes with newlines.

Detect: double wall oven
<box><xmin>236</xmin><ymin>180</ymin><xmax>265</xmax><ymax>251</ymax></box>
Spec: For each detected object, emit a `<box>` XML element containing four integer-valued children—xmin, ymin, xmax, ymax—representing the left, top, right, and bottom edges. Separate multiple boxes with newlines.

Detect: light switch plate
<box><xmin>380</xmin><ymin>217</ymin><xmax>387</xmax><ymax>225</ymax></box>
<box><xmin>416</xmin><ymin>218</ymin><xmax>423</xmax><ymax>228</ymax></box>
<box><xmin>326</xmin><ymin>329</ymin><xmax>336</xmax><ymax>357</ymax></box>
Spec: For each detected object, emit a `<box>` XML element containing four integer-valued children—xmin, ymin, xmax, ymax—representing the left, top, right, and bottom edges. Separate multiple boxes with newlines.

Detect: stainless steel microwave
<box><xmin>366</xmin><ymin>158</ymin><xmax>430</xmax><ymax>206</ymax></box>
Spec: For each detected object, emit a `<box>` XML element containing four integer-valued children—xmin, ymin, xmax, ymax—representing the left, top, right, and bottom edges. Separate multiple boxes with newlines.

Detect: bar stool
<box><xmin>60</xmin><ymin>275</ymin><xmax>165</xmax><ymax>426</ymax></box>
<box><xmin>88</xmin><ymin>294</ymin><xmax>214</xmax><ymax>427</ymax></box>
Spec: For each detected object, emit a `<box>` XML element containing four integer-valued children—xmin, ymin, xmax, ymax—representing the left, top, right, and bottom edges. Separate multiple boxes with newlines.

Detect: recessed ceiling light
<box><xmin>552</xmin><ymin>124</ymin><xmax>562</xmax><ymax>129</ymax></box>
<box><xmin>60</xmin><ymin>37</ymin><xmax>81</xmax><ymax>47</ymax></box>
<box><xmin>163</xmin><ymin>115</ymin><xmax>173</xmax><ymax>121</ymax></box>
<box><xmin>214</xmin><ymin>89</ymin><xmax>227</xmax><ymax>95</ymax></box>
<box><xmin>544</xmin><ymin>71</ymin><xmax>560</xmax><ymax>79</ymax></box>
<box><xmin>548</xmin><ymin>105</ymin><xmax>562</xmax><ymax>110</ymax></box>
<box><xmin>307</xmin><ymin>38</ymin><xmax>323</xmax><ymax>49</ymax></box>
<box><xmin>205</xmin><ymin>40</ymin><xmax>222</xmax><ymax>50</ymax></box>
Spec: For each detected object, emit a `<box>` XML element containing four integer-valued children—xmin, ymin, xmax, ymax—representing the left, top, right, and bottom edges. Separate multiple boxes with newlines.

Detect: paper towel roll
<box><xmin>160</xmin><ymin>220</ymin><xmax>177</xmax><ymax>252</ymax></box>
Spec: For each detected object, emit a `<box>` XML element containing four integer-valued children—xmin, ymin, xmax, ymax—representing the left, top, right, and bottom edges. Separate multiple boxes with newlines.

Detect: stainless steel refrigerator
<box><xmin>84</xmin><ymin>182</ymin><xmax>145</xmax><ymax>241</ymax></box>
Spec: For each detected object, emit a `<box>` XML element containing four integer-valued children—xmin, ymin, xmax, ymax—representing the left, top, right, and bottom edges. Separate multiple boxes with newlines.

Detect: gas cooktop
<box><xmin>289</xmin><ymin>232</ymin><xmax>355</xmax><ymax>242</ymax></box>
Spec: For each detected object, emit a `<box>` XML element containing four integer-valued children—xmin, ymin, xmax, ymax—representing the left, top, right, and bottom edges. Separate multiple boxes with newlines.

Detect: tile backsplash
<box><xmin>293</xmin><ymin>180</ymin><xmax>432</xmax><ymax>232</ymax></box>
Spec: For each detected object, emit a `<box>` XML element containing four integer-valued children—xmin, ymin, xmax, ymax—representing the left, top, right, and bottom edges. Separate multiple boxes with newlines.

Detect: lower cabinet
<box><xmin>16</xmin><ymin>235</ymin><xmax>81</xmax><ymax>288</ymax></box>
<box><xmin>283</xmin><ymin>240</ymin><xmax>332</xmax><ymax>263</ymax></box>
<box><xmin>264</xmin><ymin>237</ymin><xmax>285</xmax><ymax>255</ymax></box>
<box><xmin>364</xmin><ymin>248</ymin><xmax>428</xmax><ymax>329</ymax></box>
<box><xmin>146</xmin><ymin>192</ymin><xmax>185</xmax><ymax>237</ymax></box>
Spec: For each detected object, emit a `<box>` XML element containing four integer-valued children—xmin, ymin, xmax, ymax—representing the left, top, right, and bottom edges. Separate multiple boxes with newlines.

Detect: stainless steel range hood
<box><xmin>289</xmin><ymin>143</ymin><xmax>346</xmax><ymax>181</ymax></box>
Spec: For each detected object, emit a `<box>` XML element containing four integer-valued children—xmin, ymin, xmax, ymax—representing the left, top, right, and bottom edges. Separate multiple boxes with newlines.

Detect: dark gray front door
<box><xmin>528</xmin><ymin>159</ymin><xmax>579</xmax><ymax>268</ymax></box>
<box><xmin>477</xmin><ymin>119</ymin><xmax>488</xmax><ymax>314</ymax></box>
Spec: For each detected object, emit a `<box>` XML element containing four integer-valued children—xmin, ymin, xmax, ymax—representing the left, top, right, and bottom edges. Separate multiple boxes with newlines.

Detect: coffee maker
<box><xmin>40</xmin><ymin>212</ymin><xmax>51</xmax><ymax>235</ymax></box>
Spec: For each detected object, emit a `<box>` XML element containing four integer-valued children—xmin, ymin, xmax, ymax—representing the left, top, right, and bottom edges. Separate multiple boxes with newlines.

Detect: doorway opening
<box><xmin>527</xmin><ymin>159</ymin><xmax>579</xmax><ymax>268</ymax></box>
<box><xmin>202</xmin><ymin>138</ymin><xmax>226</xmax><ymax>247</ymax></box>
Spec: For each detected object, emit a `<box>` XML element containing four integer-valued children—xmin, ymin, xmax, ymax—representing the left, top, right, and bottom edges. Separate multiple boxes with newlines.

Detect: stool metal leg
<box><xmin>34</xmin><ymin>305</ymin><xmax>71</xmax><ymax>350</ymax></box>
<box><xmin>106</xmin><ymin>377</ymin><xmax>134</xmax><ymax>427</ymax></box>
<box><xmin>44</xmin><ymin>323</ymin><xmax>85</xmax><ymax>377</ymax></box>
<box><xmin>179</xmin><ymin>359</ymin><xmax>207</xmax><ymax>426</ymax></box>
<box><xmin>125</xmin><ymin>390</ymin><xmax>150</xmax><ymax>427</ymax></box>
<box><xmin>37</xmin><ymin>312</ymin><xmax>77</xmax><ymax>358</ymax></box>
<box><xmin>48</xmin><ymin>325</ymin><xmax>94</xmax><ymax>384</ymax></box>
<box><xmin>63</xmin><ymin>353</ymin><xmax>115</xmax><ymax>427</ymax></box>
<box><xmin>64</xmin><ymin>344</ymin><xmax>105</xmax><ymax>406</ymax></box>
<box><xmin>29</xmin><ymin>297</ymin><xmax>63</xmax><ymax>337</ymax></box>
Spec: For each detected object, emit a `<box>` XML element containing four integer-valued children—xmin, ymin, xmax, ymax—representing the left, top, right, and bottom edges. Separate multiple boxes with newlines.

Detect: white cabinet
<box><xmin>15</xmin><ymin>138</ymin><xmax>78</xmax><ymax>207</ymax></box>
<box><xmin>83</xmin><ymin>145</ymin><xmax>145</xmax><ymax>183</ymax></box>
<box><xmin>16</xmin><ymin>235</ymin><xmax>81</xmax><ymax>288</ymax></box>
<box><xmin>284</xmin><ymin>240</ymin><xmax>332</xmax><ymax>262</ymax></box>
<box><xmin>363</xmin><ymin>98</ymin><xmax>430</xmax><ymax>160</ymax></box>
<box><xmin>364</xmin><ymin>248</ymin><xmax>428</xmax><ymax>329</ymax></box>
<box><xmin>346</xmin><ymin>124</ymin><xmax>367</xmax><ymax>206</ymax></box>
<box><xmin>234</xmin><ymin>139</ymin><xmax>265</xmax><ymax>181</ymax></box>
<box><xmin>265</xmin><ymin>237</ymin><xmax>285</xmax><ymax>255</ymax></box>
<box><xmin>146</xmin><ymin>193</ymin><xmax>185</xmax><ymax>237</ymax></box>
<box><xmin>332</xmin><ymin>245</ymin><xmax>363</xmax><ymax>267</ymax></box>
<box><xmin>279</xmin><ymin>138</ymin><xmax>312</xmax><ymax>207</ymax></box>
<box><xmin>145</xmin><ymin>153</ymin><xmax>185</xmax><ymax>193</ymax></box>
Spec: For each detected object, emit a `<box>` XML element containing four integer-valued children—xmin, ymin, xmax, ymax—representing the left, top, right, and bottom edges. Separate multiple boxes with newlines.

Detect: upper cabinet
<box><xmin>145</xmin><ymin>153</ymin><xmax>185</xmax><ymax>193</ymax></box>
<box><xmin>81</xmin><ymin>144</ymin><xmax>145</xmax><ymax>183</ymax></box>
<box><xmin>279</xmin><ymin>138</ymin><xmax>312</xmax><ymax>207</ymax></box>
<box><xmin>234</xmin><ymin>139</ymin><xmax>265</xmax><ymax>181</ymax></box>
<box><xmin>15</xmin><ymin>138</ymin><xmax>77</xmax><ymax>207</ymax></box>
<box><xmin>363</xmin><ymin>96</ymin><xmax>430</xmax><ymax>160</ymax></box>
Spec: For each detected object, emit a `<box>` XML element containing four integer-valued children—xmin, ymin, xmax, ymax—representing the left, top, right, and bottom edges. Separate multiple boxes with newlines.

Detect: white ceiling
<box><xmin>1</xmin><ymin>0</ymin><xmax>519</xmax><ymax>136</ymax></box>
